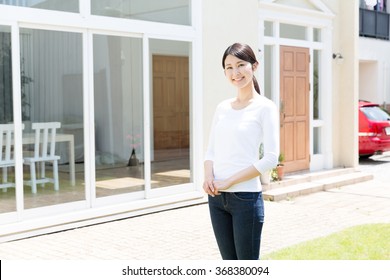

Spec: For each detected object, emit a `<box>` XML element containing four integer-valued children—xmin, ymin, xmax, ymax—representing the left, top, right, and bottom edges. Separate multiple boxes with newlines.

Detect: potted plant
<box><xmin>276</xmin><ymin>153</ymin><xmax>285</xmax><ymax>180</ymax></box>
<box><xmin>271</xmin><ymin>153</ymin><xmax>285</xmax><ymax>181</ymax></box>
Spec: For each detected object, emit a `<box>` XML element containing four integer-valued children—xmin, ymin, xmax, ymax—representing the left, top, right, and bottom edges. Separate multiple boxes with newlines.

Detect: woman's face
<box><xmin>224</xmin><ymin>54</ymin><xmax>257</xmax><ymax>90</ymax></box>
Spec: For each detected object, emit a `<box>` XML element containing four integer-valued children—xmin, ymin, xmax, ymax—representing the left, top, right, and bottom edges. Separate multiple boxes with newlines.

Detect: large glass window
<box><xmin>0</xmin><ymin>25</ymin><xmax>16</xmax><ymax>214</ymax></box>
<box><xmin>91</xmin><ymin>0</ymin><xmax>191</xmax><ymax>25</ymax></box>
<box><xmin>150</xmin><ymin>39</ymin><xmax>191</xmax><ymax>189</ymax></box>
<box><xmin>0</xmin><ymin>0</ymin><xmax>79</xmax><ymax>12</ymax></box>
<box><xmin>20</xmin><ymin>28</ymin><xmax>84</xmax><ymax>208</ymax></box>
<box><xmin>93</xmin><ymin>35</ymin><xmax>144</xmax><ymax>198</ymax></box>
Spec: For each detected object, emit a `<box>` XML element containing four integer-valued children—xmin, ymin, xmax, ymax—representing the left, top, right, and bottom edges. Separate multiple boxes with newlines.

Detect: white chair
<box><xmin>23</xmin><ymin>122</ymin><xmax>61</xmax><ymax>194</ymax></box>
<box><xmin>0</xmin><ymin>124</ymin><xmax>18</xmax><ymax>192</ymax></box>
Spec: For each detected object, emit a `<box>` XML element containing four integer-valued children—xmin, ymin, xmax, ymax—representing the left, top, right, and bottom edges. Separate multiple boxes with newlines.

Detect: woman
<box><xmin>203</xmin><ymin>43</ymin><xmax>279</xmax><ymax>260</ymax></box>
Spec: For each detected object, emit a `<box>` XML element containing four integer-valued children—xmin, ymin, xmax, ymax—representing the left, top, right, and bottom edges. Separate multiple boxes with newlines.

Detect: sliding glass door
<box><xmin>0</xmin><ymin>25</ymin><xmax>16</xmax><ymax>214</ymax></box>
<box><xmin>19</xmin><ymin>28</ymin><xmax>85</xmax><ymax>209</ymax></box>
<box><xmin>93</xmin><ymin>35</ymin><xmax>144</xmax><ymax>198</ymax></box>
<box><xmin>150</xmin><ymin>39</ymin><xmax>192</xmax><ymax>191</ymax></box>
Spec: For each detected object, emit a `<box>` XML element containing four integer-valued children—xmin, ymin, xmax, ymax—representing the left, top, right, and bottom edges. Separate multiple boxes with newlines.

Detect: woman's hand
<box><xmin>203</xmin><ymin>176</ymin><xmax>233</xmax><ymax>196</ymax></box>
<box><xmin>203</xmin><ymin>177</ymin><xmax>216</xmax><ymax>197</ymax></box>
<box><xmin>203</xmin><ymin>178</ymin><xmax>231</xmax><ymax>196</ymax></box>
<box><xmin>203</xmin><ymin>178</ymin><xmax>232</xmax><ymax>196</ymax></box>
<box><xmin>212</xmin><ymin>179</ymin><xmax>233</xmax><ymax>195</ymax></box>
<box><xmin>203</xmin><ymin>160</ymin><xmax>216</xmax><ymax>197</ymax></box>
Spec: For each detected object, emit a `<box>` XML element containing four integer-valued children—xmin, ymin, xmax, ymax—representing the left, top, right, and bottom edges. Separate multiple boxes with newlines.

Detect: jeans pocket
<box><xmin>232</xmin><ymin>192</ymin><xmax>255</xmax><ymax>201</ymax></box>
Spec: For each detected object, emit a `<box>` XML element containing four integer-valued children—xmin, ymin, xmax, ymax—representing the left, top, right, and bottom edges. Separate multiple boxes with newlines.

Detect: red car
<box><xmin>359</xmin><ymin>100</ymin><xmax>390</xmax><ymax>157</ymax></box>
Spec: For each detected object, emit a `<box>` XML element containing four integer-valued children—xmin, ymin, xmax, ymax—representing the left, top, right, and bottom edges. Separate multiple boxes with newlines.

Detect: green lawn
<box><xmin>264</xmin><ymin>223</ymin><xmax>390</xmax><ymax>260</ymax></box>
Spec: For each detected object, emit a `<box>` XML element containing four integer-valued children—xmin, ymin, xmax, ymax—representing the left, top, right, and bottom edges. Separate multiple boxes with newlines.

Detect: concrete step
<box><xmin>263</xmin><ymin>167</ymin><xmax>356</xmax><ymax>191</ymax></box>
<box><xmin>263</xmin><ymin>169</ymin><xmax>374</xmax><ymax>202</ymax></box>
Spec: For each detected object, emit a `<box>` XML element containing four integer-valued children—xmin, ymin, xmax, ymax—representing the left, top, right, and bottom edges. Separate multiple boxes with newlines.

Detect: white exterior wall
<box><xmin>202</xmin><ymin>0</ymin><xmax>259</xmax><ymax>156</ymax></box>
<box><xmin>359</xmin><ymin>38</ymin><xmax>390</xmax><ymax>108</ymax></box>
<box><xmin>338</xmin><ymin>0</ymin><xmax>360</xmax><ymax>168</ymax></box>
<box><xmin>325</xmin><ymin>0</ymin><xmax>360</xmax><ymax>168</ymax></box>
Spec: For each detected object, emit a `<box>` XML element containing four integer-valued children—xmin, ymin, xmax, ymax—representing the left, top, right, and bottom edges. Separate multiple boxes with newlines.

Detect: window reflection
<box><xmin>91</xmin><ymin>0</ymin><xmax>191</xmax><ymax>25</ymax></box>
<box><xmin>264</xmin><ymin>45</ymin><xmax>273</xmax><ymax>100</ymax></box>
<box><xmin>264</xmin><ymin>21</ymin><xmax>273</xmax><ymax>37</ymax></box>
<box><xmin>313</xmin><ymin>28</ymin><xmax>321</xmax><ymax>42</ymax></box>
<box><xmin>93</xmin><ymin>35</ymin><xmax>144</xmax><ymax>198</ymax></box>
<box><xmin>313</xmin><ymin>127</ymin><xmax>321</xmax><ymax>154</ymax></box>
<box><xmin>0</xmin><ymin>28</ymin><xmax>12</xmax><ymax>124</ymax></box>
<box><xmin>0</xmin><ymin>0</ymin><xmax>79</xmax><ymax>12</ymax></box>
<box><xmin>20</xmin><ymin>28</ymin><xmax>84</xmax><ymax>208</ymax></box>
<box><xmin>150</xmin><ymin>39</ymin><xmax>191</xmax><ymax>189</ymax></box>
<box><xmin>313</xmin><ymin>50</ymin><xmax>320</xmax><ymax>119</ymax></box>
<box><xmin>0</xmin><ymin>26</ymin><xmax>16</xmax><ymax>214</ymax></box>
<box><xmin>280</xmin><ymin>23</ymin><xmax>307</xmax><ymax>40</ymax></box>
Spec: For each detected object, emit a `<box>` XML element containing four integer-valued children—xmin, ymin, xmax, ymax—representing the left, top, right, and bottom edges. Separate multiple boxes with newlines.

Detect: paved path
<box><xmin>0</xmin><ymin>153</ymin><xmax>389</xmax><ymax>260</ymax></box>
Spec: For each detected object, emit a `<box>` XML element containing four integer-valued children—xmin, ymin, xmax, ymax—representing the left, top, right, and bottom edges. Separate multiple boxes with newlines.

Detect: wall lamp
<box><xmin>332</xmin><ymin>53</ymin><xmax>344</xmax><ymax>60</ymax></box>
<box><xmin>332</xmin><ymin>53</ymin><xmax>344</xmax><ymax>64</ymax></box>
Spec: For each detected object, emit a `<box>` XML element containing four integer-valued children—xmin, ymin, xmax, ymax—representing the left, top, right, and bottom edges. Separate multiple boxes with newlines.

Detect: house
<box><xmin>359</xmin><ymin>0</ymin><xmax>390</xmax><ymax>111</ymax></box>
<box><xmin>0</xmin><ymin>0</ymin><xmax>360</xmax><ymax>242</ymax></box>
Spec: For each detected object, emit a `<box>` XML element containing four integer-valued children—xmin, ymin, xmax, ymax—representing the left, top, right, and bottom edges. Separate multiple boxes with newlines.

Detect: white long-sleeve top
<box><xmin>205</xmin><ymin>95</ymin><xmax>279</xmax><ymax>192</ymax></box>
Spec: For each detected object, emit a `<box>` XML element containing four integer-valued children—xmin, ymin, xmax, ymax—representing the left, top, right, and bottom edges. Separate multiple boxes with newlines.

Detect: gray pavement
<box><xmin>0</xmin><ymin>153</ymin><xmax>389</xmax><ymax>260</ymax></box>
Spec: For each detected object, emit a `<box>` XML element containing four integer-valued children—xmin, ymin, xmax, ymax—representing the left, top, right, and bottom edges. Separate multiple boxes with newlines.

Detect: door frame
<box><xmin>259</xmin><ymin>0</ymin><xmax>334</xmax><ymax>172</ymax></box>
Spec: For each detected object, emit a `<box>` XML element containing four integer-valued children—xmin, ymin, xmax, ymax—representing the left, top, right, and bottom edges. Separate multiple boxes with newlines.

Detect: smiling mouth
<box><xmin>233</xmin><ymin>77</ymin><xmax>244</xmax><ymax>82</ymax></box>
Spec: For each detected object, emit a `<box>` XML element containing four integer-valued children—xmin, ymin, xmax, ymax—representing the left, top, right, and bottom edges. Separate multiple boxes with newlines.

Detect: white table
<box><xmin>21</xmin><ymin>133</ymin><xmax>76</xmax><ymax>186</ymax></box>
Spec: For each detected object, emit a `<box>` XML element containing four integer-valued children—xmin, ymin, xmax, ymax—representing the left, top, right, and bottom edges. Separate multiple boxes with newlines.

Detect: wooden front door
<box><xmin>152</xmin><ymin>55</ymin><xmax>189</xmax><ymax>158</ymax></box>
<box><xmin>280</xmin><ymin>46</ymin><xmax>310</xmax><ymax>173</ymax></box>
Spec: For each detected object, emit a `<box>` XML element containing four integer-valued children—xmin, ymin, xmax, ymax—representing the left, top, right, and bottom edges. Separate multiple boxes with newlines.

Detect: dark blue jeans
<box><xmin>208</xmin><ymin>192</ymin><xmax>264</xmax><ymax>260</ymax></box>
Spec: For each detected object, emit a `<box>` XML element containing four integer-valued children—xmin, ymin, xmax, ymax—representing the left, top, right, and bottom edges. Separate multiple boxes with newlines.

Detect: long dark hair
<box><xmin>222</xmin><ymin>43</ymin><xmax>261</xmax><ymax>95</ymax></box>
